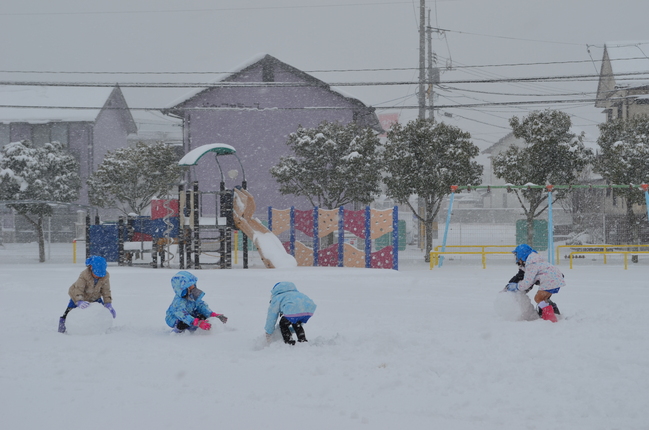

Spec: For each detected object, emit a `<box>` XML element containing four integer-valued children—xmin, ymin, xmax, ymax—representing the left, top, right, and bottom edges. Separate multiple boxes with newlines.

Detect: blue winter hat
<box><xmin>85</xmin><ymin>255</ymin><xmax>107</xmax><ymax>277</ymax></box>
<box><xmin>512</xmin><ymin>244</ymin><xmax>537</xmax><ymax>263</ymax></box>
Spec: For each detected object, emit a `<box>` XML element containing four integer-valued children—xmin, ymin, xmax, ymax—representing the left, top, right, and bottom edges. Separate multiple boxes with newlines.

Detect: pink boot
<box><xmin>541</xmin><ymin>304</ymin><xmax>558</xmax><ymax>323</ymax></box>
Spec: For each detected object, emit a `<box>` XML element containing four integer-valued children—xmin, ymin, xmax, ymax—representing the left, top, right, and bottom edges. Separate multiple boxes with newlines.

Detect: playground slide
<box><xmin>232</xmin><ymin>188</ymin><xmax>297</xmax><ymax>269</ymax></box>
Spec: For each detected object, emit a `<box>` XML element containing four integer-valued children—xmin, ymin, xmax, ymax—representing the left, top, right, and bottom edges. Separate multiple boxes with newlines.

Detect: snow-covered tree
<box><xmin>383</xmin><ymin>119</ymin><xmax>483</xmax><ymax>261</ymax></box>
<box><xmin>492</xmin><ymin>109</ymin><xmax>593</xmax><ymax>244</ymax></box>
<box><xmin>270</xmin><ymin>121</ymin><xmax>383</xmax><ymax>209</ymax></box>
<box><xmin>87</xmin><ymin>141</ymin><xmax>185</xmax><ymax>216</ymax></box>
<box><xmin>595</xmin><ymin>117</ymin><xmax>649</xmax><ymax>243</ymax></box>
<box><xmin>0</xmin><ymin>140</ymin><xmax>80</xmax><ymax>262</ymax></box>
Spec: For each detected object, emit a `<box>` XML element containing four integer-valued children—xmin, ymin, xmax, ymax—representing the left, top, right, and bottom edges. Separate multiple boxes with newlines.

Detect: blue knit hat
<box><xmin>512</xmin><ymin>244</ymin><xmax>537</xmax><ymax>263</ymax></box>
<box><xmin>85</xmin><ymin>255</ymin><xmax>107</xmax><ymax>277</ymax></box>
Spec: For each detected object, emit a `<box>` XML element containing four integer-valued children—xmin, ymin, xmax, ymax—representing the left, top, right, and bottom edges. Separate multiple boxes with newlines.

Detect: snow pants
<box><xmin>279</xmin><ymin>316</ymin><xmax>309</xmax><ymax>343</ymax></box>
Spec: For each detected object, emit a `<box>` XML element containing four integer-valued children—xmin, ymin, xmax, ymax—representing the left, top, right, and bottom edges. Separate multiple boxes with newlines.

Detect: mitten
<box><xmin>210</xmin><ymin>312</ymin><xmax>228</xmax><ymax>324</ymax></box>
<box><xmin>193</xmin><ymin>318</ymin><xmax>211</xmax><ymax>330</ymax></box>
<box><xmin>77</xmin><ymin>300</ymin><xmax>90</xmax><ymax>309</ymax></box>
<box><xmin>505</xmin><ymin>282</ymin><xmax>519</xmax><ymax>292</ymax></box>
<box><xmin>104</xmin><ymin>303</ymin><xmax>116</xmax><ymax>318</ymax></box>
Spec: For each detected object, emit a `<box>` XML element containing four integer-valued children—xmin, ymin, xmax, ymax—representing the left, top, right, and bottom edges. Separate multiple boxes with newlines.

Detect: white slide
<box><xmin>232</xmin><ymin>188</ymin><xmax>297</xmax><ymax>269</ymax></box>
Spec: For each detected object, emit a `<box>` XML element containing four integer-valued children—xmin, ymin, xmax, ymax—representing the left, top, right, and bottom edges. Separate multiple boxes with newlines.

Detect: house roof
<box><xmin>0</xmin><ymin>85</ymin><xmax>136</xmax><ymax>132</ymax></box>
<box><xmin>163</xmin><ymin>54</ymin><xmax>380</xmax><ymax>130</ymax></box>
<box><xmin>596</xmin><ymin>42</ymin><xmax>649</xmax><ymax>106</ymax></box>
<box><xmin>602</xmin><ymin>42</ymin><xmax>649</xmax><ymax>87</ymax></box>
<box><xmin>482</xmin><ymin>132</ymin><xmax>520</xmax><ymax>154</ymax></box>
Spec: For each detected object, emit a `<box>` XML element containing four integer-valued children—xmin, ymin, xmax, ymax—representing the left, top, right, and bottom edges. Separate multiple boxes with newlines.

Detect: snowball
<box><xmin>494</xmin><ymin>290</ymin><xmax>538</xmax><ymax>321</ymax></box>
<box><xmin>65</xmin><ymin>303</ymin><xmax>114</xmax><ymax>335</ymax></box>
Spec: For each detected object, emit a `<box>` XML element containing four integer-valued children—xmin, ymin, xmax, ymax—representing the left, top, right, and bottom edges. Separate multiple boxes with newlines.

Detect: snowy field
<box><xmin>1</xmin><ymin>242</ymin><xmax>648</xmax><ymax>430</ymax></box>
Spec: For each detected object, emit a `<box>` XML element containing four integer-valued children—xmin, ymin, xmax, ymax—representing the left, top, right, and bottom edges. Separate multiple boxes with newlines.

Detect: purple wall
<box><xmin>93</xmin><ymin>107</ymin><xmax>130</xmax><ymax>171</ymax></box>
<box><xmin>67</xmin><ymin>123</ymin><xmax>93</xmax><ymax>206</ymax></box>
<box><xmin>168</xmin><ymin>55</ymin><xmax>380</xmax><ymax>215</ymax></box>
<box><xmin>9</xmin><ymin>123</ymin><xmax>31</xmax><ymax>142</ymax></box>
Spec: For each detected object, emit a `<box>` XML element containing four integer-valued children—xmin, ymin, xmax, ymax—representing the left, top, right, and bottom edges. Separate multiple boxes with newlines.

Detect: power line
<box><xmin>0</xmin><ymin>98</ymin><xmax>601</xmax><ymax>111</ymax></box>
<box><xmin>427</xmin><ymin>26</ymin><xmax>587</xmax><ymax>47</ymax></box>
<box><xmin>0</xmin><ymin>1</ymin><xmax>413</xmax><ymax>17</ymax></box>
<box><xmin>1</xmin><ymin>70</ymin><xmax>646</xmax><ymax>88</ymax></box>
<box><xmin>0</xmin><ymin>57</ymin><xmax>645</xmax><ymax>76</ymax></box>
<box><xmin>439</xmin><ymin>84</ymin><xmax>596</xmax><ymax>98</ymax></box>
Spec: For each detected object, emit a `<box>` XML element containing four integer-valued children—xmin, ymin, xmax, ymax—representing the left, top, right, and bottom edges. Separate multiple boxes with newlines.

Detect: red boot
<box><xmin>541</xmin><ymin>304</ymin><xmax>558</xmax><ymax>323</ymax></box>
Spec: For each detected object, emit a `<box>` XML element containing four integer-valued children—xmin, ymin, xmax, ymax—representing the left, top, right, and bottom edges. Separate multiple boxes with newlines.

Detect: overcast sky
<box><xmin>1</xmin><ymin>0</ymin><xmax>648</xmax><ymax>150</ymax></box>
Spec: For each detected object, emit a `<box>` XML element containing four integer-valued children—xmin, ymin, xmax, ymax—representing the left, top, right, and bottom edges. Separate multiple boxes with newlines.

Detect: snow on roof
<box><xmin>165</xmin><ymin>53</ymin><xmax>269</xmax><ymax>109</ymax></box>
<box><xmin>129</xmin><ymin>110</ymin><xmax>182</xmax><ymax>142</ymax></box>
<box><xmin>164</xmin><ymin>54</ymin><xmax>369</xmax><ymax>112</ymax></box>
<box><xmin>0</xmin><ymin>85</ymin><xmax>115</xmax><ymax>123</ymax></box>
<box><xmin>605</xmin><ymin>41</ymin><xmax>649</xmax><ymax>88</ymax></box>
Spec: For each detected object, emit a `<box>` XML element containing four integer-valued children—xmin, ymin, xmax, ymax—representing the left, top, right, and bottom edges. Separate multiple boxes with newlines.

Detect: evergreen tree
<box><xmin>594</xmin><ymin>116</ymin><xmax>649</xmax><ymax>243</ymax></box>
<box><xmin>0</xmin><ymin>140</ymin><xmax>80</xmax><ymax>262</ymax></box>
<box><xmin>492</xmin><ymin>109</ymin><xmax>593</xmax><ymax>244</ymax></box>
<box><xmin>87</xmin><ymin>141</ymin><xmax>185</xmax><ymax>216</ymax></box>
<box><xmin>270</xmin><ymin>121</ymin><xmax>383</xmax><ymax>209</ymax></box>
<box><xmin>383</xmin><ymin>119</ymin><xmax>483</xmax><ymax>261</ymax></box>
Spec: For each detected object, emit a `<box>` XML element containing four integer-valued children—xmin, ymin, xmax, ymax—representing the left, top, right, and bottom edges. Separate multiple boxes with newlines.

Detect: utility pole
<box><xmin>426</xmin><ymin>9</ymin><xmax>433</xmax><ymax>121</ymax></box>
<box><xmin>426</xmin><ymin>9</ymin><xmax>441</xmax><ymax>122</ymax></box>
<box><xmin>418</xmin><ymin>0</ymin><xmax>426</xmax><ymax>119</ymax></box>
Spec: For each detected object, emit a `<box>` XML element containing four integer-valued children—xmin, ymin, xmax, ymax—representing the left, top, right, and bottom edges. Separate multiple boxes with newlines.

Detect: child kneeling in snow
<box><xmin>58</xmin><ymin>255</ymin><xmax>116</xmax><ymax>333</ymax></box>
<box><xmin>505</xmin><ymin>244</ymin><xmax>564</xmax><ymax>322</ymax></box>
<box><xmin>165</xmin><ymin>271</ymin><xmax>227</xmax><ymax>333</ymax></box>
<box><xmin>265</xmin><ymin>282</ymin><xmax>316</xmax><ymax>345</ymax></box>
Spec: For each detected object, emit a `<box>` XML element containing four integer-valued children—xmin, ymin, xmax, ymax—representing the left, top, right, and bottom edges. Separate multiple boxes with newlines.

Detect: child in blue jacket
<box><xmin>265</xmin><ymin>281</ymin><xmax>316</xmax><ymax>345</ymax></box>
<box><xmin>165</xmin><ymin>271</ymin><xmax>227</xmax><ymax>333</ymax></box>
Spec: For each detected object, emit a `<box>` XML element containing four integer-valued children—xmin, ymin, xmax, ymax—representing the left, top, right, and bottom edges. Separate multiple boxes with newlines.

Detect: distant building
<box><xmin>0</xmin><ymin>85</ymin><xmax>138</xmax><ymax>241</ymax></box>
<box><xmin>595</xmin><ymin>42</ymin><xmax>649</xmax><ymax>121</ymax></box>
<box><xmin>162</xmin><ymin>54</ymin><xmax>381</xmax><ymax>213</ymax></box>
<box><xmin>0</xmin><ymin>84</ymin><xmax>137</xmax><ymax>207</ymax></box>
<box><xmin>481</xmin><ymin>132</ymin><xmax>525</xmax><ymax>211</ymax></box>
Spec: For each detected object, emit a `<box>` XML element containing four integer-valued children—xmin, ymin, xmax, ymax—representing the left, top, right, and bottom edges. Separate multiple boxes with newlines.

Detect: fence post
<box><xmin>313</xmin><ymin>207</ymin><xmax>320</xmax><ymax>267</ymax></box>
<box><xmin>289</xmin><ymin>206</ymin><xmax>295</xmax><ymax>257</ymax></box>
<box><xmin>439</xmin><ymin>186</ymin><xmax>458</xmax><ymax>267</ymax></box>
<box><xmin>338</xmin><ymin>207</ymin><xmax>345</xmax><ymax>267</ymax></box>
<box><xmin>547</xmin><ymin>185</ymin><xmax>555</xmax><ymax>265</ymax></box>
<box><xmin>365</xmin><ymin>206</ymin><xmax>371</xmax><ymax>268</ymax></box>
<box><xmin>85</xmin><ymin>212</ymin><xmax>90</xmax><ymax>260</ymax></box>
<box><xmin>392</xmin><ymin>206</ymin><xmax>399</xmax><ymax>270</ymax></box>
<box><xmin>642</xmin><ymin>184</ymin><xmax>649</xmax><ymax>222</ymax></box>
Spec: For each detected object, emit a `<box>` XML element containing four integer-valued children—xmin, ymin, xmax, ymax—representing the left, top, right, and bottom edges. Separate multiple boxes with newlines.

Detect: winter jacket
<box><xmin>165</xmin><ymin>271</ymin><xmax>214</xmax><ymax>328</ymax></box>
<box><xmin>68</xmin><ymin>267</ymin><xmax>112</xmax><ymax>304</ymax></box>
<box><xmin>265</xmin><ymin>282</ymin><xmax>316</xmax><ymax>335</ymax></box>
<box><xmin>517</xmin><ymin>252</ymin><xmax>565</xmax><ymax>292</ymax></box>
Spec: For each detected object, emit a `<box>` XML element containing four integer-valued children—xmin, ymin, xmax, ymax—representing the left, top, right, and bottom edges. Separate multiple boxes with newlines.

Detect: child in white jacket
<box><xmin>505</xmin><ymin>244</ymin><xmax>565</xmax><ymax>322</ymax></box>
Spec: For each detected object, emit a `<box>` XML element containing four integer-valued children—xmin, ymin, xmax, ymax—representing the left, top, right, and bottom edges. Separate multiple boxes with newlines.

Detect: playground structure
<box><xmin>84</xmin><ymin>142</ymin><xmax>399</xmax><ymax>270</ymax></box>
<box><xmin>267</xmin><ymin>205</ymin><xmax>401</xmax><ymax>269</ymax></box>
<box><xmin>85</xmin><ymin>143</ymin><xmax>297</xmax><ymax>269</ymax></box>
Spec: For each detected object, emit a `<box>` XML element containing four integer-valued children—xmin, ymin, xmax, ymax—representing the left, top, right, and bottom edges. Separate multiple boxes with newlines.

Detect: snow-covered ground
<box><xmin>1</xmin><ymin>242</ymin><xmax>648</xmax><ymax>430</ymax></box>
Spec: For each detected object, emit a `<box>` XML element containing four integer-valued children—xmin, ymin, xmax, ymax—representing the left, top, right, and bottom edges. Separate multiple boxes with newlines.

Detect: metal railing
<box><xmin>430</xmin><ymin>245</ymin><xmax>515</xmax><ymax>269</ymax></box>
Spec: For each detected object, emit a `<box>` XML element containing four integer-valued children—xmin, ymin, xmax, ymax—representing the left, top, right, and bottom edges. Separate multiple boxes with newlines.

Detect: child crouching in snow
<box><xmin>265</xmin><ymin>282</ymin><xmax>316</xmax><ymax>345</ymax></box>
<box><xmin>165</xmin><ymin>271</ymin><xmax>227</xmax><ymax>333</ymax></box>
<box><xmin>58</xmin><ymin>255</ymin><xmax>115</xmax><ymax>333</ymax></box>
<box><xmin>504</xmin><ymin>244</ymin><xmax>565</xmax><ymax>322</ymax></box>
